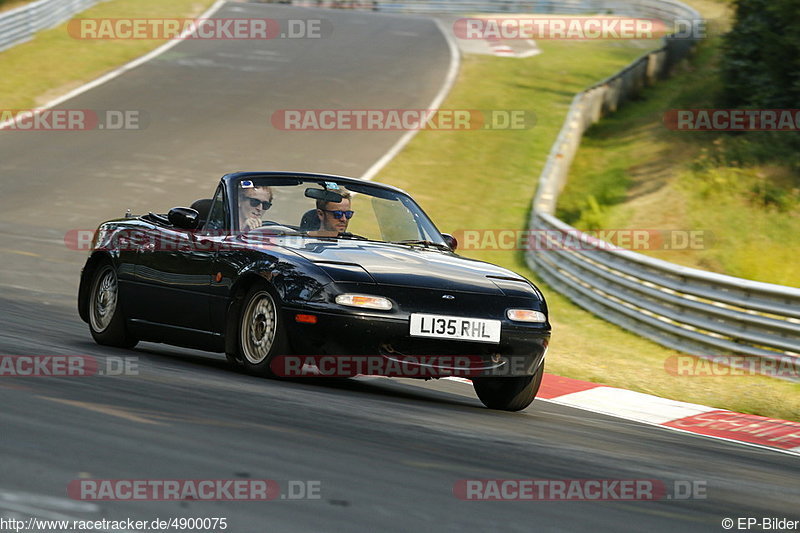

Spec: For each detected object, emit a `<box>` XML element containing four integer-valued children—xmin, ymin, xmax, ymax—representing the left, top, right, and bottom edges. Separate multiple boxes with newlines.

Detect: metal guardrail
<box><xmin>521</xmin><ymin>1</ymin><xmax>800</xmax><ymax>374</ymax></box>
<box><xmin>0</xmin><ymin>0</ymin><xmax>105</xmax><ymax>53</ymax></box>
<box><xmin>293</xmin><ymin>0</ymin><xmax>705</xmax><ymax>16</ymax></box>
<box><xmin>11</xmin><ymin>0</ymin><xmax>798</xmax><ymax>372</ymax></box>
<box><xmin>287</xmin><ymin>0</ymin><xmax>800</xmax><ymax>374</ymax></box>
<box><xmin>372</xmin><ymin>0</ymin><xmax>702</xmax><ymax>16</ymax></box>
<box><xmin>292</xmin><ymin>0</ymin><xmax>703</xmax><ymax>15</ymax></box>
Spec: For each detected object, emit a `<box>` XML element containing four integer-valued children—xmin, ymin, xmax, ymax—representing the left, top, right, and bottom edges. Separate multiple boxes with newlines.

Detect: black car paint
<box><xmin>79</xmin><ymin>172</ymin><xmax>550</xmax><ymax>377</ymax></box>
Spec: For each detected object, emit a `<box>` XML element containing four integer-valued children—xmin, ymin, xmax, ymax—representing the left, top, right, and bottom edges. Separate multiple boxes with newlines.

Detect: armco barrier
<box><xmin>286</xmin><ymin>0</ymin><xmax>800</xmax><ymax>375</ymax></box>
<box><xmin>521</xmin><ymin>1</ymin><xmax>800</xmax><ymax>374</ymax></box>
<box><xmin>0</xmin><ymin>0</ymin><xmax>106</xmax><ymax>53</ymax></box>
<box><xmin>12</xmin><ymin>0</ymin><xmax>798</xmax><ymax>373</ymax></box>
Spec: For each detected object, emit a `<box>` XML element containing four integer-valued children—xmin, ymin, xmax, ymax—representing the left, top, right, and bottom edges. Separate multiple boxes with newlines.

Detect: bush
<box><xmin>719</xmin><ymin>0</ymin><xmax>800</xmax><ymax>109</ymax></box>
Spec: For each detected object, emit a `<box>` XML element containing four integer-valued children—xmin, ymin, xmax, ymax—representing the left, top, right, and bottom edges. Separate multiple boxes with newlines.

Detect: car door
<box><xmin>132</xmin><ymin>205</ymin><xmax>216</xmax><ymax>333</ymax></box>
<box><xmin>202</xmin><ymin>184</ymin><xmax>236</xmax><ymax>336</ymax></box>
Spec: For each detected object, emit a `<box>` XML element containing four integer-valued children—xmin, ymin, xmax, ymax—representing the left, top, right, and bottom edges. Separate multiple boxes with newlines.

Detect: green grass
<box><xmin>377</xmin><ymin>40</ymin><xmax>800</xmax><ymax>421</ymax></box>
<box><xmin>558</xmin><ymin>38</ymin><xmax>800</xmax><ymax>286</ymax></box>
<box><xmin>3</xmin><ymin>0</ymin><xmax>797</xmax><ymax>421</ymax></box>
<box><xmin>558</xmin><ymin>0</ymin><xmax>800</xmax><ymax>287</ymax></box>
<box><xmin>0</xmin><ymin>0</ymin><xmax>215</xmax><ymax>110</ymax></box>
<box><xmin>0</xmin><ymin>0</ymin><xmax>33</xmax><ymax>13</ymax></box>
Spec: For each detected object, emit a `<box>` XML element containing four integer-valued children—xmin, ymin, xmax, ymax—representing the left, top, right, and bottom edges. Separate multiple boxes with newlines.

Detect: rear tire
<box><xmin>235</xmin><ymin>284</ymin><xmax>288</xmax><ymax>377</ymax></box>
<box><xmin>472</xmin><ymin>363</ymin><xmax>544</xmax><ymax>411</ymax></box>
<box><xmin>87</xmin><ymin>262</ymin><xmax>138</xmax><ymax>349</ymax></box>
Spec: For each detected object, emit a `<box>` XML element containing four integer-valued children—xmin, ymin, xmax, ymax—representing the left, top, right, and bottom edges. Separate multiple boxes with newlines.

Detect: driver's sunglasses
<box><xmin>245</xmin><ymin>197</ymin><xmax>272</xmax><ymax>210</ymax></box>
<box><xmin>323</xmin><ymin>209</ymin><xmax>354</xmax><ymax>220</ymax></box>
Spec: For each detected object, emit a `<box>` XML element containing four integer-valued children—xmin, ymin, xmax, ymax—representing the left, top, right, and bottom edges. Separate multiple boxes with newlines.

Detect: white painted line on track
<box><xmin>540</xmin><ymin>395</ymin><xmax>800</xmax><ymax>459</ymax></box>
<box><xmin>10</xmin><ymin>2</ymin><xmax>792</xmax><ymax>462</ymax></box>
<box><xmin>0</xmin><ymin>0</ymin><xmax>227</xmax><ymax>131</ymax></box>
<box><xmin>552</xmin><ymin>386</ymin><xmax>717</xmax><ymax>424</ymax></box>
<box><xmin>444</xmin><ymin>376</ymin><xmax>800</xmax><ymax>458</ymax></box>
<box><xmin>0</xmin><ymin>490</ymin><xmax>127</xmax><ymax>533</ymax></box>
<box><xmin>0</xmin><ymin>490</ymin><xmax>98</xmax><ymax>513</ymax></box>
<box><xmin>360</xmin><ymin>17</ymin><xmax>460</xmax><ymax>181</ymax></box>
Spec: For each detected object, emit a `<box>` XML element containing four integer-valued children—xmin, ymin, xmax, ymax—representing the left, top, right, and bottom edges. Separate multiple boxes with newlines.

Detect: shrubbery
<box><xmin>719</xmin><ymin>0</ymin><xmax>800</xmax><ymax>109</ymax></box>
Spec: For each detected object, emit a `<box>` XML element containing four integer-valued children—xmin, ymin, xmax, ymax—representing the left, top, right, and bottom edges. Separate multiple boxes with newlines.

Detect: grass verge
<box><xmin>378</xmin><ymin>39</ymin><xmax>800</xmax><ymax>421</ymax></box>
<box><xmin>0</xmin><ymin>0</ymin><xmax>215</xmax><ymax>110</ymax></box>
<box><xmin>0</xmin><ymin>0</ymin><xmax>34</xmax><ymax>13</ymax></box>
<box><xmin>2</xmin><ymin>0</ymin><xmax>797</xmax><ymax>421</ymax></box>
<box><xmin>558</xmin><ymin>3</ymin><xmax>800</xmax><ymax>287</ymax></box>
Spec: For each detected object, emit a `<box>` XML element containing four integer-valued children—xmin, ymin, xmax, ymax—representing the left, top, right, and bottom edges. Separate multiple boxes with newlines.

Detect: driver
<box><xmin>316</xmin><ymin>188</ymin><xmax>353</xmax><ymax>233</ymax></box>
<box><xmin>238</xmin><ymin>185</ymin><xmax>273</xmax><ymax>231</ymax></box>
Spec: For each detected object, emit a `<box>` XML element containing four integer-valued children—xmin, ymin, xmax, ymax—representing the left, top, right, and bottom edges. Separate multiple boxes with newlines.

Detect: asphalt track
<box><xmin>0</xmin><ymin>3</ymin><xmax>798</xmax><ymax>532</ymax></box>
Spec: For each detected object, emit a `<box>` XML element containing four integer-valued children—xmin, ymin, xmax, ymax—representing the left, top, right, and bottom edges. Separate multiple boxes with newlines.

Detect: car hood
<box><xmin>287</xmin><ymin>240</ymin><xmax>527</xmax><ymax>295</ymax></box>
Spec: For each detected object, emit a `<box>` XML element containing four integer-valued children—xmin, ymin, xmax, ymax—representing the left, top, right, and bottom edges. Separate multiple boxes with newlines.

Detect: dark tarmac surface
<box><xmin>0</xmin><ymin>4</ymin><xmax>797</xmax><ymax>531</ymax></box>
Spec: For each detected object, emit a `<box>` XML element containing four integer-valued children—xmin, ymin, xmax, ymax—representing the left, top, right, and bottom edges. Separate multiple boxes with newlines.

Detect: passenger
<box><xmin>238</xmin><ymin>185</ymin><xmax>272</xmax><ymax>231</ymax></box>
<box><xmin>316</xmin><ymin>188</ymin><xmax>353</xmax><ymax>234</ymax></box>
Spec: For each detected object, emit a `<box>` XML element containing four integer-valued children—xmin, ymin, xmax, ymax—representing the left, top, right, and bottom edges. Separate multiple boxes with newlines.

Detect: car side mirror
<box><xmin>168</xmin><ymin>207</ymin><xmax>200</xmax><ymax>229</ymax></box>
<box><xmin>442</xmin><ymin>233</ymin><xmax>458</xmax><ymax>251</ymax></box>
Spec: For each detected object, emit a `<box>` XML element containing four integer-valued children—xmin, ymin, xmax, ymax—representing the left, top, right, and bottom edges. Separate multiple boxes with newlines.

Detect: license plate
<box><xmin>409</xmin><ymin>313</ymin><xmax>501</xmax><ymax>344</ymax></box>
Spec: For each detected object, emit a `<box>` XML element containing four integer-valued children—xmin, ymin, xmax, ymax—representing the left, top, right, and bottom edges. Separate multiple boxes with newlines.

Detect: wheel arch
<box><xmin>224</xmin><ymin>272</ymin><xmax>281</xmax><ymax>356</ymax></box>
<box><xmin>78</xmin><ymin>251</ymin><xmax>115</xmax><ymax>323</ymax></box>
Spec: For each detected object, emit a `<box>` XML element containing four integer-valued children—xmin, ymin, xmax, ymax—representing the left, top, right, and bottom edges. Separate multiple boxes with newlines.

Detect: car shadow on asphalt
<box><xmin>128</xmin><ymin>342</ymin><xmax>485</xmax><ymax>411</ymax></box>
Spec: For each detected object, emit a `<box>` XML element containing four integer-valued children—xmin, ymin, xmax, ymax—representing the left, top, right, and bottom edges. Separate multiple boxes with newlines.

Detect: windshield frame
<box><xmin>222</xmin><ymin>172</ymin><xmax>448</xmax><ymax>246</ymax></box>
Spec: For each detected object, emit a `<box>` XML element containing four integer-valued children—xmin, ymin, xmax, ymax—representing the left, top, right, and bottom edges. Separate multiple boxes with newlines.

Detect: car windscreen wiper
<box><xmin>391</xmin><ymin>239</ymin><xmax>450</xmax><ymax>250</ymax></box>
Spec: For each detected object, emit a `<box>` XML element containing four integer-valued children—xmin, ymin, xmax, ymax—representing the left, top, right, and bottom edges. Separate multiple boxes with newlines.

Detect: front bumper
<box><xmin>282</xmin><ymin>307</ymin><xmax>549</xmax><ymax>378</ymax></box>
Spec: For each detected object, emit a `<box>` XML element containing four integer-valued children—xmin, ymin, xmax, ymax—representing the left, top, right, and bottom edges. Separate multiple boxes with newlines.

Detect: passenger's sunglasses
<box><xmin>322</xmin><ymin>209</ymin><xmax>354</xmax><ymax>220</ymax></box>
<box><xmin>244</xmin><ymin>197</ymin><xmax>272</xmax><ymax>210</ymax></box>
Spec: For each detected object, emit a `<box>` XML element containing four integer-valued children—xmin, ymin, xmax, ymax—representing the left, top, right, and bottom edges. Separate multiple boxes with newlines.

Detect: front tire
<box><xmin>472</xmin><ymin>363</ymin><xmax>544</xmax><ymax>411</ymax></box>
<box><xmin>236</xmin><ymin>284</ymin><xmax>288</xmax><ymax>377</ymax></box>
<box><xmin>87</xmin><ymin>262</ymin><xmax>138</xmax><ymax>348</ymax></box>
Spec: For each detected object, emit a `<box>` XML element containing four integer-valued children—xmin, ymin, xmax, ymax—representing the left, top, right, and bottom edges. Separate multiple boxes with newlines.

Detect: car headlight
<box><xmin>335</xmin><ymin>294</ymin><xmax>393</xmax><ymax>310</ymax></box>
<box><xmin>506</xmin><ymin>309</ymin><xmax>547</xmax><ymax>323</ymax></box>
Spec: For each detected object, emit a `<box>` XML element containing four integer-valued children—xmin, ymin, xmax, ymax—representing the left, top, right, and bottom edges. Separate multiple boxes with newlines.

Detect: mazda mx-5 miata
<box><xmin>78</xmin><ymin>172</ymin><xmax>551</xmax><ymax>410</ymax></box>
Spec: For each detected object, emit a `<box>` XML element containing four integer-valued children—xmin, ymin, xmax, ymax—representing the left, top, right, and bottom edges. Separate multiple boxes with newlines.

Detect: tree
<box><xmin>720</xmin><ymin>0</ymin><xmax>800</xmax><ymax>109</ymax></box>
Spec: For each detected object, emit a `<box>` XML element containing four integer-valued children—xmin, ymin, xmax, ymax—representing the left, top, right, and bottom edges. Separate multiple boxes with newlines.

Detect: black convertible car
<box><xmin>78</xmin><ymin>172</ymin><xmax>551</xmax><ymax>410</ymax></box>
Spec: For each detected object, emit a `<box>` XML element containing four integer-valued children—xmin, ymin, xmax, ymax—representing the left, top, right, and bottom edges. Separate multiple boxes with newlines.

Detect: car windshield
<box><xmin>233</xmin><ymin>177</ymin><xmax>447</xmax><ymax>246</ymax></box>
